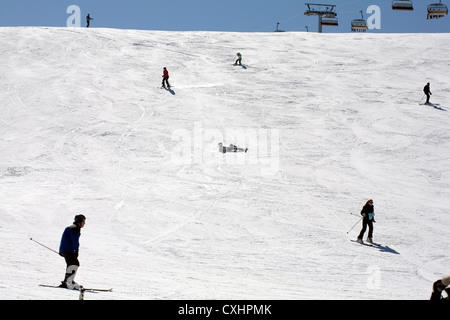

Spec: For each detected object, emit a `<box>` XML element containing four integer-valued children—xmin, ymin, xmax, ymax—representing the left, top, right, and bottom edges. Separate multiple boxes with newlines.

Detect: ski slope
<box><xmin>0</xmin><ymin>27</ymin><xmax>449</xmax><ymax>300</ymax></box>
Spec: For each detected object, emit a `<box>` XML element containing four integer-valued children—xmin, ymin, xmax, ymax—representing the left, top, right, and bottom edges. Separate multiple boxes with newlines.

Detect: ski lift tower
<box><xmin>304</xmin><ymin>3</ymin><xmax>338</xmax><ymax>33</ymax></box>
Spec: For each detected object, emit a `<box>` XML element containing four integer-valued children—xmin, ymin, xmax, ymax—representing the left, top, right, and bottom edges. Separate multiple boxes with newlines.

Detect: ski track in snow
<box><xmin>0</xmin><ymin>28</ymin><xmax>449</xmax><ymax>300</ymax></box>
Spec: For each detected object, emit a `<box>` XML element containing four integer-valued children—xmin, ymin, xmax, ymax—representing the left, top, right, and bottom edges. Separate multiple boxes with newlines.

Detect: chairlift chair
<box><xmin>351</xmin><ymin>10</ymin><xmax>368</xmax><ymax>32</ymax></box>
<box><xmin>392</xmin><ymin>0</ymin><xmax>414</xmax><ymax>11</ymax></box>
<box><xmin>427</xmin><ymin>1</ymin><xmax>448</xmax><ymax>19</ymax></box>
<box><xmin>321</xmin><ymin>13</ymin><xmax>339</xmax><ymax>26</ymax></box>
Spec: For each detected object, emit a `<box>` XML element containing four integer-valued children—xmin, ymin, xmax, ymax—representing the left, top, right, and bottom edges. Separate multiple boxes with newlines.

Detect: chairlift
<box><xmin>351</xmin><ymin>10</ymin><xmax>368</xmax><ymax>32</ymax></box>
<box><xmin>427</xmin><ymin>0</ymin><xmax>448</xmax><ymax>19</ymax></box>
<box><xmin>392</xmin><ymin>0</ymin><xmax>414</xmax><ymax>11</ymax></box>
<box><xmin>304</xmin><ymin>3</ymin><xmax>338</xmax><ymax>32</ymax></box>
<box><xmin>274</xmin><ymin>22</ymin><xmax>285</xmax><ymax>32</ymax></box>
<box><xmin>321</xmin><ymin>13</ymin><xmax>338</xmax><ymax>26</ymax></box>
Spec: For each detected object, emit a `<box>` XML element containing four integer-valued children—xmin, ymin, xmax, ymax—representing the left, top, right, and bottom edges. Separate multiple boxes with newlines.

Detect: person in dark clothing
<box><xmin>86</xmin><ymin>14</ymin><xmax>93</xmax><ymax>28</ymax></box>
<box><xmin>356</xmin><ymin>199</ymin><xmax>375</xmax><ymax>244</ymax></box>
<box><xmin>430</xmin><ymin>275</ymin><xmax>450</xmax><ymax>300</ymax></box>
<box><xmin>59</xmin><ymin>214</ymin><xmax>86</xmax><ymax>289</ymax></box>
<box><xmin>162</xmin><ymin>67</ymin><xmax>170</xmax><ymax>88</ymax></box>
<box><xmin>423</xmin><ymin>82</ymin><xmax>432</xmax><ymax>104</ymax></box>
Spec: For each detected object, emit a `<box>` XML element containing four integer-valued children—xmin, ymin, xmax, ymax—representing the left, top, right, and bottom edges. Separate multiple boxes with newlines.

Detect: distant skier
<box><xmin>430</xmin><ymin>275</ymin><xmax>450</xmax><ymax>300</ymax></box>
<box><xmin>218</xmin><ymin>142</ymin><xmax>248</xmax><ymax>153</ymax></box>
<box><xmin>356</xmin><ymin>199</ymin><xmax>375</xmax><ymax>244</ymax></box>
<box><xmin>59</xmin><ymin>214</ymin><xmax>86</xmax><ymax>289</ymax></box>
<box><xmin>234</xmin><ymin>52</ymin><xmax>242</xmax><ymax>66</ymax></box>
<box><xmin>86</xmin><ymin>14</ymin><xmax>93</xmax><ymax>28</ymax></box>
<box><xmin>162</xmin><ymin>67</ymin><xmax>171</xmax><ymax>88</ymax></box>
<box><xmin>423</xmin><ymin>82</ymin><xmax>432</xmax><ymax>104</ymax></box>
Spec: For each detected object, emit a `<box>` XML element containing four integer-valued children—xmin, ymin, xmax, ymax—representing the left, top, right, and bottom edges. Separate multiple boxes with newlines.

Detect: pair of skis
<box><xmin>39</xmin><ymin>284</ymin><xmax>112</xmax><ymax>292</ymax></box>
<box><xmin>419</xmin><ymin>102</ymin><xmax>440</xmax><ymax>106</ymax></box>
<box><xmin>350</xmin><ymin>239</ymin><xmax>381</xmax><ymax>247</ymax></box>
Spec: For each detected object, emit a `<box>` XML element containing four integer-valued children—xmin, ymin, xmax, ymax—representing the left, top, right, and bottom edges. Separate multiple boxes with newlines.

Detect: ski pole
<box><xmin>346</xmin><ymin>216</ymin><xmax>362</xmax><ymax>234</ymax></box>
<box><xmin>30</xmin><ymin>237</ymin><xmax>60</xmax><ymax>255</ymax></box>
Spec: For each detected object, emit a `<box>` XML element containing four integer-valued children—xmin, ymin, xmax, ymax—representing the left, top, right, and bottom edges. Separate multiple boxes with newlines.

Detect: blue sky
<box><xmin>0</xmin><ymin>0</ymin><xmax>448</xmax><ymax>33</ymax></box>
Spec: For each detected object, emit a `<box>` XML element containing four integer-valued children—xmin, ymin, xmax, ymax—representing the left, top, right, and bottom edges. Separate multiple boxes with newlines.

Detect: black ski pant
<box><xmin>61</xmin><ymin>252</ymin><xmax>79</xmax><ymax>282</ymax></box>
<box><xmin>162</xmin><ymin>77</ymin><xmax>170</xmax><ymax>87</ymax></box>
<box><xmin>425</xmin><ymin>93</ymin><xmax>431</xmax><ymax>104</ymax></box>
<box><xmin>358</xmin><ymin>217</ymin><xmax>373</xmax><ymax>239</ymax></box>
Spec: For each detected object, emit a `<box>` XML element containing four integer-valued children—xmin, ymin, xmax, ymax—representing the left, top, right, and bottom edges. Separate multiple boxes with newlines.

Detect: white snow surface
<box><xmin>0</xmin><ymin>27</ymin><xmax>449</xmax><ymax>300</ymax></box>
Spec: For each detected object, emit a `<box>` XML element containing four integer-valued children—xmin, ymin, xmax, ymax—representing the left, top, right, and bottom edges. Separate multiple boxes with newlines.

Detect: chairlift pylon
<box><xmin>304</xmin><ymin>3</ymin><xmax>338</xmax><ymax>32</ymax></box>
<box><xmin>274</xmin><ymin>22</ymin><xmax>285</xmax><ymax>32</ymax></box>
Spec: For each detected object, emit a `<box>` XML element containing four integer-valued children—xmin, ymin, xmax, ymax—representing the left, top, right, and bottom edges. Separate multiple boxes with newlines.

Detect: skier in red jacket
<box><xmin>162</xmin><ymin>67</ymin><xmax>170</xmax><ymax>88</ymax></box>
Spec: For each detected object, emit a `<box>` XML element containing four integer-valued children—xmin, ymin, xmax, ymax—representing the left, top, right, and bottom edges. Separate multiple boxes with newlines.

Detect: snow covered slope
<box><xmin>0</xmin><ymin>27</ymin><xmax>449</xmax><ymax>300</ymax></box>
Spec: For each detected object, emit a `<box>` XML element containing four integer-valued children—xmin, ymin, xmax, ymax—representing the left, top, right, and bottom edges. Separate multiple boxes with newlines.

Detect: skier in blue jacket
<box><xmin>59</xmin><ymin>214</ymin><xmax>86</xmax><ymax>289</ymax></box>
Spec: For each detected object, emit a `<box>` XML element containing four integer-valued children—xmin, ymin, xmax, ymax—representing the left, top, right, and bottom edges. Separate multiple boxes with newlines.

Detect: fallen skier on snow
<box><xmin>218</xmin><ymin>142</ymin><xmax>248</xmax><ymax>153</ymax></box>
